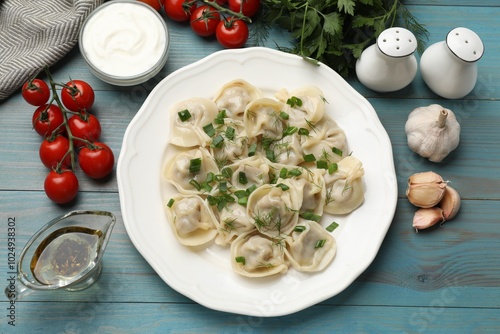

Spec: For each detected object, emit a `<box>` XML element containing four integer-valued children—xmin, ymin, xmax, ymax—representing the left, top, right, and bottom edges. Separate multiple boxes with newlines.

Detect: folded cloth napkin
<box><xmin>0</xmin><ymin>0</ymin><xmax>103</xmax><ymax>101</ymax></box>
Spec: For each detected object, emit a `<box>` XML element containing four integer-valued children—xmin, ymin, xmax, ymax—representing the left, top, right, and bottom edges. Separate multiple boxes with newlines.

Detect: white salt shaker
<box><xmin>420</xmin><ymin>27</ymin><xmax>484</xmax><ymax>99</ymax></box>
<box><xmin>356</xmin><ymin>27</ymin><xmax>418</xmax><ymax>92</ymax></box>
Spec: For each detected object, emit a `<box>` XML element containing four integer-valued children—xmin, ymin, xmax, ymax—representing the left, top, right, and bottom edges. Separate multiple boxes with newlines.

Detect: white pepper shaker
<box><xmin>420</xmin><ymin>27</ymin><xmax>484</xmax><ymax>99</ymax></box>
<box><xmin>355</xmin><ymin>27</ymin><xmax>418</xmax><ymax>92</ymax></box>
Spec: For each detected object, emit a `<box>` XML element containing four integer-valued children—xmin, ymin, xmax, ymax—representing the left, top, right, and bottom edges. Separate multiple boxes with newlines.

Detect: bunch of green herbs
<box><xmin>251</xmin><ymin>0</ymin><xmax>428</xmax><ymax>77</ymax></box>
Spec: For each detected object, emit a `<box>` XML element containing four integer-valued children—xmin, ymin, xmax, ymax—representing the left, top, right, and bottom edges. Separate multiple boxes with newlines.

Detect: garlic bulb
<box><xmin>405</xmin><ymin>104</ymin><xmax>461</xmax><ymax>162</ymax></box>
<box><xmin>406</xmin><ymin>171</ymin><xmax>447</xmax><ymax>208</ymax></box>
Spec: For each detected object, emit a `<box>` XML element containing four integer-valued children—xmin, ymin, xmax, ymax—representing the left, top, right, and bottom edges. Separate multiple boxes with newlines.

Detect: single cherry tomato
<box><xmin>190</xmin><ymin>5</ymin><xmax>221</xmax><ymax>37</ymax></box>
<box><xmin>22</xmin><ymin>79</ymin><xmax>51</xmax><ymax>106</ymax></box>
<box><xmin>78</xmin><ymin>142</ymin><xmax>115</xmax><ymax>179</ymax></box>
<box><xmin>61</xmin><ymin>79</ymin><xmax>95</xmax><ymax>112</ymax></box>
<box><xmin>39</xmin><ymin>135</ymin><xmax>71</xmax><ymax>169</ymax></box>
<box><xmin>138</xmin><ymin>0</ymin><xmax>162</xmax><ymax>11</ymax></box>
<box><xmin>228</xmin><ymin>0</ymin><xmax>260</xmax><ymax>18</ymax></box>
<box><xmin>68</xmin><ymin>112</ymin><xmax>102</xmax><ymax>147</ymax></box>
<box><xmin>44</xmin><ymin>169</ymin><xmax>79</xmax><ymax>204</ymax></box>
<box><xmin>32</xmin><ymin>104</ymin><xmax>64</xmax><ymax>137</ymax></box>
<box><xmin>216</xmin><ymin>18</ymin><xmax>249</xmax><ymax>49</ymax></box>
<box><xmin>164</xmin><ymin>0</ymin><xmax>197</xmax><ymax>22</ymax></box>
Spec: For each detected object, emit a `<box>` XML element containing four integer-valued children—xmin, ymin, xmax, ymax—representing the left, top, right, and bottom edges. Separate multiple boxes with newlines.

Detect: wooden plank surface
<box><xmin>1</xmin><ymin>1</ymin><xmax>499</xmax><ymax>333</ymax></box>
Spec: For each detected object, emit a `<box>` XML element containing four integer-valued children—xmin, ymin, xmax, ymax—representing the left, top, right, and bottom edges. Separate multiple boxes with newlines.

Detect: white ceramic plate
<box><xmin>117</xmin><ymin>47</ymin><xmax>397</xmax><ymax>317</ymax></box>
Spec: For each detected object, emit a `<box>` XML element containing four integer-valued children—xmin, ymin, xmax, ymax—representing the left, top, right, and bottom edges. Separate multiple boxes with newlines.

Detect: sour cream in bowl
<box><xmin>79</xmin><ymin>0</ymin><xmax>169</xmax><ymax>86</ymax></box>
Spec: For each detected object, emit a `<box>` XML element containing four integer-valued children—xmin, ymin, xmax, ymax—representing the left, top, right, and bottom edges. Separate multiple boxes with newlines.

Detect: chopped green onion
<box><xmin>214</xmin><ymin>110</ymin><xmax>226</xmax><ymax>124</ymax></box>
<box><xmin>262</xmin><ymin>137</ymin><xmax>274</xmax><ymax>149</ymax></box>
<box><xmin>166</xmin><ymin>198</ymin><xmax>175</xmax><ymax>208</ymax></box>
<box><xmin>279</xmin><ymin>167</ymin><xmax>288</xmax><ymax>179</ymax></box>
<box><xmin>235</xmin><ymin>256</ymin><xmax>246</xmax><ymax>265</ymax></box>
<box><xmin>326</xmin><ymin>222</ymin><xmax>339</xmax><ymax>232</ymax></box>
<box><xmin>206</xmin><ymin>172</ymin><xmax>215</xmax><ymax>183</ymax></box>
<box><xmin>211</xmin><ymin>134</ymin><xmax>224</xmax><ymax>148</ymax></box>
<box><xmin>219</xmin><ymin>181</ymin><xmax>228</xmax><ymax>193</ymax></box>
<box><xmin>332</xmin><ymin>147</ymin><xmax>343</xmax><ymax>156</ymax></box>
<box><xmin>303</xmin><ymin>154</ymin><xmax>316</xmax><ymax>162</ymax></box>
<box><xmin>189</xmin><ymin>158</ymin><xmax>202</xmax><ymax>173</ymax></box>
<box><xmin>280</xmin><ymin>111</ymin><xmax>289</xmax><ymax>120</ymax></box>
<box><xmin>238</xmin><ymin>172</ymin><xmax>248</xmax><ymax>185</ymax></box>
<box><xmin>221</xmin><ymin>167</ymin><xmax>233</xmax><ymax>179</ymax></box>
<box><xmin>189</xmin><ymin>179</ymin><xmax>201</xmax><ymax>191</ymax></box>
<box><xmin>203</xmin><ymin>123</ymin><xmax>216</xmax><ymax>137</ymax></box>
<box><xmin>276</xmin><ymin>183</ymin><xmax>289</xmax><ymax>191</ymax></box>
<box><xmin>300</xmin><ymin>211</ymin><xmax>321</xmax><ymax>222</ymax></box>
<box><xmin>248</xmin><ymin>143</ymin><xmax>257</xmax><ymax>157</ymax></box>
<box><xmin>200</xmin><ymin>182</ymin><xmax>213</xmax><ymax>192</ymax></box>
<box><xmin>288</xmin><ymin>168</ymin><xmax>302</xmax><ymax>176</ymax></box>
<box><xmin>225</xmin><ymin>126</ymin><xmax>235</xmax><ymax>140</ymax></box>
<box><xmin>246</xmin><ymin>185</ymin><xmax>257</xmax><ymax>196</ymax></box>
<box><xmin>315</xmin><ymin>239</ymin><xmax>326</xmax><ymax>248</ymax></box>
<box><xmin>177</xmin><ymin>109</ymin><xmax>191</xmax><ymax>122</ymax></box>
<box><xmin>294</xmin><ymin>225</ymin><xmax>306</xmax><ymax>232</ymax></box>
<box><xmin>266</xmin><ymin>149</ymin><xmax>275</xmax><ymax>162</ymax></box>
<box><xmin>238</xmin><ymin>197</ymin><xmax>248</xmax><ymax>206</ymax></box>
<box><xmin>328</xmin><ymin>163</ymin><xmax>338</xmax><ymax>174</ymax></box>
<box><xmin>287</xmin><ymin>96</ymin><xmax>303</xmax><ymax>107</ymax></box>
<box><xmin>234</xmin><ymin>190</ymin><xmax>247</xmax><ymax>199</ymax></box>
<box><xmin>316</xmin><ymin>160</ymin><xmax>328</xmax><ymax>170</ymax></box>
<box><xmin>298</xmin><ymin>128</ymin><xmax>310</xmax><ymax>136</ymax></box>
<box><xmin>207</xmin><ymin>195</ymin><xmax>217</xmax><ymax>206</ymax></box>
<box><xmin>283</xmin><ymin>126</ymin><xmax>298</xmax><ymax>136</ymax></box>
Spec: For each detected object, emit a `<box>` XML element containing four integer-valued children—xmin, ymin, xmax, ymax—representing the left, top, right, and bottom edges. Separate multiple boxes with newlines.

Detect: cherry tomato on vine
<box><xmin>164</xmin><ymin>0</ymin><xmax>197</xmax><ymax>22</ymax></box>
<box><xmin>138</xmin><ymin>0</ymin><xmax>162</xmax><ymax>11</ymax></box>
<box><xmin>32</xmin><ymin>104</ymin><xmax>64</xmax><ymax>137</ymax></box>
<box><xmin>39</xmin><ymin>135</ymin><xmax>71</xmax><ymax>169</ymax></box>
<box><xmin>228</xmin><ymin>0</ymin><xmax>260</xmax><ymax>18</ymax></box>
<box><xmin>216</xmin><ymin>18</ymin><xmax>249</xmax><ymax>48</ymax></box>
<box><xmin>61</xmin><ymin>79</ymin><xmax>95</xmax><ymax>112</ymax></box>
<box><xmin>44</xmin><ymin>169</ymin><xmax>79</xmax><ymax>204</ymax></box>
<box><xmin>79</xmin><ymin>142</ymin><xmax>115</xmax><ymax>179</ymax></box>
<box><xmin>22</xmin><ymin>79</ymin><xmax>51</xmax><ymax>106</ymax></box>
<box><xmin>68</xmin><ymin>112</ymin><xmax>102</xmax><ymax>147</ymax></box>
<box><xmin>190</xmin><ymin>5</ymin><xmax>221</xmax><ymax>37</ymax></box>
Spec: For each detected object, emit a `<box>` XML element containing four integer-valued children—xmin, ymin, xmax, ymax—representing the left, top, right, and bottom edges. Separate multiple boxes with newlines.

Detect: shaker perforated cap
<box><xmin>446</xmin><ymin>27</ymin><xmax>484</xmax><ymax>62</ymax></box>
<box><xmin>377</xmin><ymin>27</ymin><xmax>417</xmax><ymax>57</ymax></box>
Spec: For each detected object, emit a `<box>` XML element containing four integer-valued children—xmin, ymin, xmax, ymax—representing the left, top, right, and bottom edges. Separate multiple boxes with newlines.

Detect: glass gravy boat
<box><xmin>5</xmin><ymin>210</ymin><xmax>116</xmax><ymax>301</ymax></box>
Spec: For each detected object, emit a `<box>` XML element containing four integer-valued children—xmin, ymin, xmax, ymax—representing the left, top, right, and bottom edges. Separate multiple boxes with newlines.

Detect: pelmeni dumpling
<box><xmin>212</xmin><ymin>79</ymin><xmax>263</xmax><ymax>121</ymax></box>
<box><xmin>246</xmin><ymin>179</ymin><xmax>303</xmax><ymax>238</ymax></box>
<box><xmin>165</xmin><ymin>194</ymin><xmax>219</xmax><ymax>246</ymax></box>
<box><xmin>275</xmin><ymin>86</ymin><xmax>326</xmax><ymax>129</ymax></box>
<box><xmin>272</xmin><ymin>133</ymin><xmax>304</xmax><ymax>165</ymax></box>
<box><xmin>216</xmin><ymin>201</ymin><xmax>255</xmax><ymax>246</ymax></box>
<box><xmin>285</xmin><ymin>219</ymin><xmax>336</xmax><ymax>272</ymax></box>
<box><xmin>230</xmin><ymin>231</ymin><xmax>288</xmax><ymax>277</ymax></box>
<box><xmin>295</xmin><ymin>169</ymin><xmax>326</xmax><ymax>216</ymax></box>
<box><xmin>165</xmin><ymin>147</ymin><xmax>219</xmax><ymax>194</ymax></box>
<box><xmin>323</xmin><ymin>156</ymin><xmax>365</xmax><ymax>214</ymax></box>
<box><xmin>170</xmin><ymin>97</ymin><xmax>219</xmax><ymax>147</ymax></box>
<box><xmin>244</xmin><ymin>98</ymin><xmax>285</xmax><ymax>140</ymax></box>
<box><xmin>228</xmin><ymin>156</ymin><xmax>271</xmax><ymax>191</ymax></box>
<box><xmin>300</xmin><ymin>115</ymin><xmax>348</xmax><ymax>164</ymax></box>
<box><xmin>209</xmin><ymin>119</ymin><xmax>250</xmax><ymax>166</ymax></box>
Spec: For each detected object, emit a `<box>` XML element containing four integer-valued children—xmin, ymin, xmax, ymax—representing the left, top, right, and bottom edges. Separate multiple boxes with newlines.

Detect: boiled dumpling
<box><xmin>208</xmin><ymin>119</ymin><xmax>250</xmax><ymax>166</ymax></box>
<box><xmin>164</xmin><ymin>194</ymin><xmax>219</xmax><ymax>246</ymax></box>
<box><xmin>323</xmin><ymin>155</ymin><xmax>365</xmax><ymax>214</ymax></box>
<box><xmin>230</xmin><ymin>231</ymin><xmax>288</xmax><ymax>277</ymax></box>
<box><xmin>246</xmin><ymin>179</ymin><xmax>303</xmax><ymax>238</ymax></box>
<box><xmin>244</xmin><ymin>98</ymin><xmax>285</xmax><ymax>140</ymax></box>
<box><xmin>165</xmin><ymin>147</ymin><xmax>219</xmax><ymax>195</ymax></box>
<box><xmin>212</xmin><ymin>79</ymin><xmax>263</xmax><ymax>121</ymax></box>
<box><xmin>275</xmin><ymin>86</ymin><xmax>326</xmax><ymax>129</ymax></box>
<box><xmin>170</xmin><ymin>97</ymin><xmax>219</xmax><ymax>147</ymax></box>
<box><xmin>285</xmin><ymin>219</ymin><xmax>336</xmax><ymax>272</ymax></box>
<box><xmin>227</xmin><ymin>156</ymin><xmax>271</xmax><ymax>191</ymax></box>
<box><xmin>215</xmin><ymin>201</ymin><xmax>255</xmax><ymax>246</ymax></box>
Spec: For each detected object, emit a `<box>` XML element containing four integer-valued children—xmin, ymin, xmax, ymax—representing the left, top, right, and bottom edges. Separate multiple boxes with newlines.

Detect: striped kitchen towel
<box><xmin>0</xmin><ymin>0</ymin><xmax>103</xmax><ymax>101</ymax></box>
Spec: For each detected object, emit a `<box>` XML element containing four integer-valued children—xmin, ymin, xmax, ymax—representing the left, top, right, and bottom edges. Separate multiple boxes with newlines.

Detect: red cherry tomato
<box><xmin>32</xmin><ymin>104</ymin><xmax>64</xmax><ymax>138</ymax></box>
<box><xmin>164</xmin><ymin>0</ymin><xmax>197</xmax><ymax>22</ymax></box>
<box><xmin>78</xmin><ymin>142</ymin><xmax>115</xmax><ymax>179</ymax></box>
<box><xmin>216</xmin><ymin>18</ymin><xmax>249</xmax><ymax>48</ymax></box>
<box><xmin>39</xmin><ymin>135</ymin><xmax>71</xmax><ymax>169</ymax></box>
<box><xmin>228</xmin><ymin>0</ymin><xmax>260</xmax><ymax>18</ymax></box>
<box><xmin>68</xmin><ymin>112</ymin><xmax>102</xmax><ymax>147</ymax></box>
<box><xmin>138</xmin><ymin>0</ymin><xmax>162</xmax><ymax>11</ymax></box>
<box><xmin>61</xmin><ymin>80</ymin><xmax>95</xmax><ymax>112</ymax></box>
<box><xmin>22</xmin><ymin>79</ymin><xmax>51</xmax><ymax>106</ymax></box>
<box><xmin>190</xmin><ymin>5</ymin><xmax>221</xmax><ymax>37</ymax></box>
<box><xmin>44</xmin><ymin>169</ymin><xmax>79</xmax><ymax>204</ymax></box>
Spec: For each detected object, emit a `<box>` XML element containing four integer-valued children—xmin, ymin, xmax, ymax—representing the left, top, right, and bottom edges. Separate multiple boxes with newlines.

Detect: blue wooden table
<box><xmin>1</xmin><ymin>1</ymin><xmax>499</xmax><ymax>332</ymax></box>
